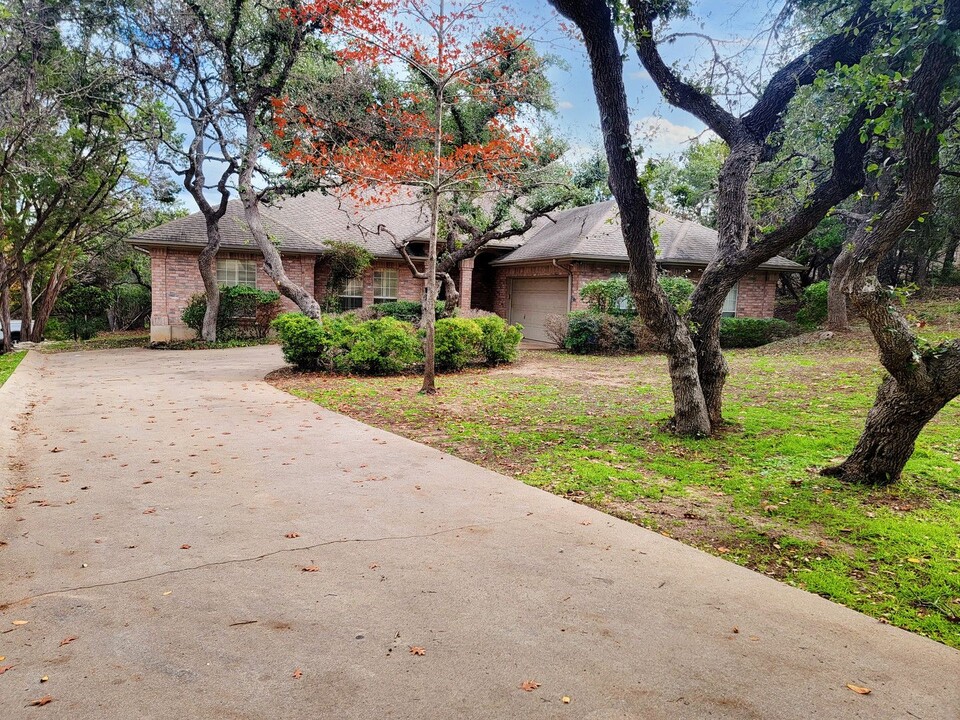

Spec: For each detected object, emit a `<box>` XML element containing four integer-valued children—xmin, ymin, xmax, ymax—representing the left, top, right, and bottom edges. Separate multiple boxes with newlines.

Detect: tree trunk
<box><xmin>198</xmin><ymin>219</ymin><xmax>222</xmax><ymax>342</ymax></box>
<box><xmin>19</xmin><ymin>265</ymin><xmax>35</xmax><ymax>343</ymax></box>
<box><xmin>694</xmin><ymin>319</ymin><xmax>729</xmax><ymax>428</ymax></box>
<box><xmin>440</xmin><ymin>274</ymin><xmax>459</xmax><ymax>319</ymax></box>
<box><xmin>239</xmin><ymin>115</ymin><xmax>321</xmax><ymax>320</ymax></box>
<box><xmin>822</xmin><ymin>376</ymin><xmax>949</xmax><ymax>485</ymax></box>
<box><xmin>0</xmin><ymin>280</ymin><xmax>12</xmax><ymax>354</ymax></box>
<box><xmin>942</xmin><ymin>231</ymin><xmax>958</xmax><ymax>277</ymax></box>
<box><xmin>827</xmin><ymin>248</ymin><xmax>853</xmax><ymax>331</ymax></box>
<box><xmin>30</xmin><ymin>262</ymin><xmax>68</xmax><ymax>341</ymax></box>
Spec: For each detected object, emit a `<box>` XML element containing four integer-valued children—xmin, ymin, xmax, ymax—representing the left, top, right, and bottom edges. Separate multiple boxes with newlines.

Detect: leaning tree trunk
<box><xmin>30</xmin><ymin>262</ymin><xmax>68</xmax><ymax>341</ymax></box>
<box><xmin>822</xmin><ymin>375</ymin><xmax>952</xmax><ymax>485</ymax></box>
<box><xmin>198</xmin><ymin>219</ymin><xmax>222</xmax><ymax>342</ymax></box>
<box><xmin>692</xmin><ymin>316</ymin><xmax>729</xmax><ymax>429</ymax></box>
<box><xmin>552</xmin><ymin>0</ymin><xmax>710</xmax><ymax>435</ymax></box>
<box><xmin>18</xmin><ymin>265</ymin><xmax>35</xmax><ymax>344</ymax></box>
<box><xmin>239</xmin><ymin>115</ymin><xmax>321</xmax><ymax>320</ymax></box>
<box><xmin>439</xmin><ymin>273</ymin><xmax>459</xmax><ymax>319</ymax></box>
<box><xmin>827</xmin><ymin>248</ymin><xmax>853</xmax><ymax>331</ymax></box>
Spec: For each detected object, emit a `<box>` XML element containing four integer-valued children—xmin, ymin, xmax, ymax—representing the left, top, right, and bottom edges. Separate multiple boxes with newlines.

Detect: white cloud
<box><xmin>628</xmin><ymin>69</ymin><xmax>652</xmax><ymax>82</ymax></box>
<box><xmin>634</xmin><ymin>116</ymin><xmax>716</xmax><ymax>157</ymax></box>
<box><xmin>557</xmin><ymin>100</ymin><xmax>574</xmax><ymax>110</ymax></box>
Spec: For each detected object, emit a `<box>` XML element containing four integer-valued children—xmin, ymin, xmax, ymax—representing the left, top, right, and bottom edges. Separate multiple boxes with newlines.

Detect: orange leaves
<box><xmin>0</xmin><ymin>665</ymin><xmax>14</xmax><ymax>675</ymax></box>
<box><xmin>180</xmin><ymin>544</ymin><xmax>191</xmax><ymax>550</ymax></box>
<box><xmin>59</xmin><ymin>636</ymin><xmax>78</xmax><ymax>647</ymax></box>
<box><xmin>302</xmin><ymin>566</ymin><xmax>320</xmax><ymax>572</ymax></box>
<box><xmin>292</xmin><ymin>668</ymin><xmax>303</xmax><ymax>679</ymax></box>
<box><xmin>846</xmin><ymin>683</ymin><xmax>872</xmax><ymax>695</ymax></box>
<box><xmin>28</xmin><ymin>696</ymin><xmax>54</xmax><ymax>706</ymax></box>
<box><xmin>284</xmin><ymin>532</ymin><xmax>301</xmax><ymax>539</ymax></box>
<box><xmin>409</xmin><ymin>646</ymin><xmax>425</xmax><ymax>656</ymax></box>
<box><xmin>520</xmin><ymin>680</ymin><xmax>540</xmax><ymax>692</ymax></box>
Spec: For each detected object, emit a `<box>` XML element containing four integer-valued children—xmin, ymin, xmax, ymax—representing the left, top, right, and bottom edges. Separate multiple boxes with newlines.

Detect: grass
<box><xmin>0</xmin><ymin>350</ymin><xmax>26</xmax><ymax>386</ymax></box>
<box><xmin>269</xmin><ymin>303</ymin><xmax>960</xmax><ymax>650</ymax></box>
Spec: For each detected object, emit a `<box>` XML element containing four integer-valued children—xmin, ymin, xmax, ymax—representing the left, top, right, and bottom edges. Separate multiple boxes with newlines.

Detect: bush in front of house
<box><xmin>719</xmin><ymin>317</ymin><xmax>798</xmax><ymax>348</ymax></box>
<box><xmin>564</xmin><ymin>310</ymin><xmax>653</xmax><ymax>354</ymax></box>
<box><xmin>338</xmin><ymin>317</ymin><xmax>422</xmax><ymax>375</ymax></box>
<box><xmin>182</xmin><ymin>285</ymin><xmax>282</xmax><ymax>339</ymax></box>
<box><xmin>795</xmin><ymin>280</ymin><xmax>829</xmax><ymax>328</ymax></box>
<box><xmin>273</xmin><ymin>312</ymin><xmax>523</xmax><ymax>374</ymax></box>
<box><xmin>473</xmin><ymin>314</ymin><xmax>523</xmax><ymax>365</ymax></box>
<box><xmin>366</xmin><ymin>300</ymin><xmax>447</xmax><ymax>323</ymax></box>
<box><xmin>434</xmin><ymin>317</ymin><xmax>484</xmax><ymax>370</ymax></box>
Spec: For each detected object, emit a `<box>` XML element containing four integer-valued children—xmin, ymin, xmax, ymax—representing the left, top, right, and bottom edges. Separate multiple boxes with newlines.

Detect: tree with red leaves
<box><xmin>279</xmin><ymin>0</ymin><xmax>549</xmax><ymax>394</ymax></box>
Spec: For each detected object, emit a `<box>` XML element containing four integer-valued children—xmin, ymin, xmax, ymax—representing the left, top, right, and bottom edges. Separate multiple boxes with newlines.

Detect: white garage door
<box><xmin>508</xmin><ymin>277</ymin><xmax>569</xmax><ymax>344</ymax></box>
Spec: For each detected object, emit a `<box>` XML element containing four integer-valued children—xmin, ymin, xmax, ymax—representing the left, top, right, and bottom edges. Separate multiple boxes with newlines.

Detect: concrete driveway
<box><xmin>1</xmin><ymin>346</ymin><xmax>957</xmax><ymax>719</ymax></box>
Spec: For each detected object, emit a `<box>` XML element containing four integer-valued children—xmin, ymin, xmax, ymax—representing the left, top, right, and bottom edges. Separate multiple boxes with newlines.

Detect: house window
<box><xmin>722</xmin><ymin>283</ymin><xmax>739</xmax><ymax>317</ymax></box>
<box><xmin>373</xmin><ymin>268</ymin><xmax>399</xmax><ymax>303</ymax></box>
<box><xmin>340</xmin><ymin>276</ymin><xmax>364</xmax><ymax>310</ymax></box>
<box><xmin>217</xmin><ymin>258</ymin><xmax>257</xmax><ymax>288</ymax></box>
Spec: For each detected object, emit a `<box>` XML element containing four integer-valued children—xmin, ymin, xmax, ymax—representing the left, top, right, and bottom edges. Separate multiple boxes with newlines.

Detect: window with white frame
<box><xmin>722</xmin><ymin>283</ymin><xmax>739</xmax><ymax>317</ymax></box>
<box><xmin>373</xmin><ymin>268</ymin><xmax>399</xmax><ymax>303</ymax></box>
<box><xmin>340</xmin><ymin>276</ymin><xmax>364</xmax><ymax>310</ymax></box>
<box><xmin>217</xmin><ymin>258</ymin><xmax>257</xmax><ymax>288</ymax></box>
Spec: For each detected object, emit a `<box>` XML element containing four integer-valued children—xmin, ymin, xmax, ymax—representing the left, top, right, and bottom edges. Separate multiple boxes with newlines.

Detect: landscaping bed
<box><xmin>269</xmin><ymin>327</ymin><xmax>960</xmax><ymax>649</ymax></box>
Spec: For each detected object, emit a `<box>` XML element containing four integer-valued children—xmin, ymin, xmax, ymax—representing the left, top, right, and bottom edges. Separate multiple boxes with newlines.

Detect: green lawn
<box><xmin>270</xmin><ymin>328</ymin><xmax>960</xmax><ymax>649</ymax></box>
<box><xmin>0</xmin><ymin>350</ymin><xmax>26</xmax><ymax>386</ymax></box>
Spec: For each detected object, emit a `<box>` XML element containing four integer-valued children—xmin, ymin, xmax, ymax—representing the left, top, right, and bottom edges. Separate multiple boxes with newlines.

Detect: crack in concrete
<box><xmin>2</xmin><ymin>517</ymin><xmax>525</xmax><ymax>608</ymax></box>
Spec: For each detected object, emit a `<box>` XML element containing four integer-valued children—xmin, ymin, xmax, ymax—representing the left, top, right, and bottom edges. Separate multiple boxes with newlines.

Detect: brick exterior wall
<box><xmin>149</xmin><ymin>248</ymin><xmax>315</xmax><ymax>340</ymax></box>
<box><xmin>149</xmin><ymin>247</ymin><xmax>782</xmax><ymax>341</ymax></box>
<box><xmin>492</xmin><ymin>261</ymin><xmax>779</xmax><ymax>319</ymax></box>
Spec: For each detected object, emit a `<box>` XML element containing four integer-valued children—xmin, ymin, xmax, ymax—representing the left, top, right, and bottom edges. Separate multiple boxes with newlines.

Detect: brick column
<box><xmin>459</xmin><ymin>257</ymin><xmax>474</xmax><ymax>310</ymax></box>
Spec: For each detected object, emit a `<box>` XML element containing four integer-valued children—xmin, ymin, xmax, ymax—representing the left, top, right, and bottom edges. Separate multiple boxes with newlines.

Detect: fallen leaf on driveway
<box><xmin>59</xmin><ymin>636</ymin><xmax>77</xmax><ymax>646</ymax></box>
<box><xmin>284</xmin><ymin>532</ymin><xmax>300</xmax><ymax>539</ymax></box>
<box><xmin>409</xmin><ymin>646</ymin><xmax>425</xmax><ymax>656</ymax></box>
<box><xmin>292</xmin><ymin>669</ymin><xmax>302</xmax><ymax>679</ymax></box>
<box><xmin>11</xmin><ymin>620</ymin><xmax>28</xmax><ymax>626</ymax></box>
<box><xmin>28</xmin><ymin>695</ymin><xmax>53</xmax><ymax>706</ymax></box>
<box><xmin>0</xmin><ymin>665</ymin><xmax>14</xmax><ymax>674</ymax></box>
<box><xmin>520</xmin><ymin>680</ymin><xmax>540</xmax><ymax>692</ymax></box>
<box><xmin>50</xmin><ymin>448</ymin><xmax>63</xmax><ymax>453</ymax></box>
<box><xmin>180</xmin><ymin>544</ymin><xmax>191</xmax><ymax>550</ymax></box>
<box><xmin>302</xmin><ymin>566</ymin><xmax>320</xmax><ymax>572</ymax></box>
<box><xmin>846</xmin><ymin>683</ymin><xmax>872</xmax><ymax>695</ymax></box>
<box><xmin>562</xmin><ymin>696</ymin><xmax>571</xmax><ymax>704</ymax></box>
<box><xmin>143</xmin><ymin>508</ymin><xmax>156</xmax><ymax>515</ymax></box>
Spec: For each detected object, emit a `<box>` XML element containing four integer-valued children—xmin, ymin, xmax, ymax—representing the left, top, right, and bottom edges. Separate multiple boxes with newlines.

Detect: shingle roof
<box><xmin>492</xmin><ymin>200</ymin><xmax>805</xmax><ymax>272</ymax></box>
<box><xmin>130</xmin><ymin>190</ymin><xmax>432</xmax><ymax>258</ymax></box>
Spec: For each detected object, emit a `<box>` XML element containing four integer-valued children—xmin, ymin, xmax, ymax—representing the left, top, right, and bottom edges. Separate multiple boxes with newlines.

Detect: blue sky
<box><xmin>516</xmin><ymin>0</ymin><xmax>776</xmax><ymax>161</ymax></box>
<box><xmin>173</xmin><ymin>0</ymin><xmax>774</xmax><ymax>211</ymax></box>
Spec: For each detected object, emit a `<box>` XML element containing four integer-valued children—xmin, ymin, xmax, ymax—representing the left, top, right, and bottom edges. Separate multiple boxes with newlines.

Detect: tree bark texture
<box><xmin>198</xmin><ymin>219</ymin><xmax>222</xmax><ymax>342</ymax></box>
<box><xmin>0</xmin><ymin>279</ymin><xmax>12</xmax><ymax>354</ymax></box>
<box><xmin>30</xmin><ymin>262</ymin><xmax>68</xmax><ymax>341</ymax></box>
<box><xmin>827</xmin><ymin>248</ymin><xmax>852</xmax><ymax>331</ymax></box>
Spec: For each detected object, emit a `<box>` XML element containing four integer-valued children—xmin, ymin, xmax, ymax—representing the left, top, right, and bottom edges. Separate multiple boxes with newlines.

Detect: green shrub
<box><xmin>182</xmin><ymin>285</ymin><xmax>281</xmax><ymax>340</ymax></box>
<box><xmin>434</xmin><ymin>317</ymin><xmax>484</xmax><ymax>370</ymax></box>
<box><xmin>719</xmin><ymin>317</ymin><xmax>798</xmax><ymax>348</ymax></box>
<box><xmin>273</xmin><ymin>312</ymin><xmax>334</xmax><ymax>369</ymax></box>
<box><xmin>42</xmin><ymin>317</ymin><xmax>69</xmax><ymax>341</ymax></box>
<box><xmin>339</xmin><ymin>317</ymin><xmax>421</xmax><ymax>375</ymax></box>
<box><xmin>565</xmin><ymin>310</ymin><xmax>654</xmax><ymax>354</ymax></box>
<box><xmin>565</xmin><ymin>311</ymin><xmax>602</xmax><ymax>354</ymax></box>
<box><xmin>57</xmin><ymin>285</ymin><xmax>110</xmax><ymax>340</ymax></box>
<box><xmin>657</xmin><ymin>274</ymin><xmax>695</xmax><ymax>314</ymax></box>
<box><xmin>796</xmin><ymin>280</ymin><xmax>829</xmax><ymax>328</ymax></box>
<box><xmin>580</xmin><ymin>277</ymin><xmax>632</xmax><ymax>313</ymax></box>
<box><xmin>371</xmin><ymin>300</ymin><xmax>445</xmax><ymax>323</ymax></box>
<box><xmin>472</xmin><ymin>314</ymin><xmax>523</xmax><ymax>365</ymax></box>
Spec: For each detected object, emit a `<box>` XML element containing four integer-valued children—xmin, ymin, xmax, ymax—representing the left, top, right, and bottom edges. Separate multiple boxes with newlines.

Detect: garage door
<box><xmin>508</xmin><ymin>277</ymin><xmax>569</xmax><ymax>344</ymax></box>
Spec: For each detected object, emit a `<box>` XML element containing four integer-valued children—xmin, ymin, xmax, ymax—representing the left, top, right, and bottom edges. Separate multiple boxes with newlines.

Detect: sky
<box><xmin>173</xmin><ymin>0</ymin><xmax>779</xmax><ymax>211</ymax></box>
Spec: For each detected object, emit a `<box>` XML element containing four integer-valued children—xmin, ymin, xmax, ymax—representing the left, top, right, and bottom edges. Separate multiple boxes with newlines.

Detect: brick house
<box><xmin>131</xmin><ymin>192</ymin><xmax>802</xmax><ymax>344</ymax></box>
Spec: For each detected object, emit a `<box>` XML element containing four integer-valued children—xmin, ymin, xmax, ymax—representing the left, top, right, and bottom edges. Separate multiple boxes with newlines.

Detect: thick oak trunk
<box><xmin>823</xmin><ymin>376</ymin><xmax>949</xmax><ymax>485</ymax></box>
<box><xmin>198</xmin><ymin>220</ymin><xmax>222</xmax><ymax>342</ymax></box>
<box><xmin>0</xmin><ymin>281</ymin><xmax>12</xmax><ymax>354</ymax></box>
<box><xmin>827</xmin><ymin>249</ymin><xmax>852</xmax><ymax>331</ymax></box>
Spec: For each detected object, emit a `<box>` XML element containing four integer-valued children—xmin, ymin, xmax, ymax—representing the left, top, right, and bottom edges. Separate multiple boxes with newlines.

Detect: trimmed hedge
<box><xmin>368</xmin><ymin>300</ymin><xmax>446</xmax><ymax>323</ymax></box>
<box><xmin>719</xmin><ymin>317</ymin><xmax>798</xmax><ymax>348</ymax></box>
<box><xmin>273</xmin><ymin>312</ymin><xmax>523</xmax><ymax>374</ymax></box>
